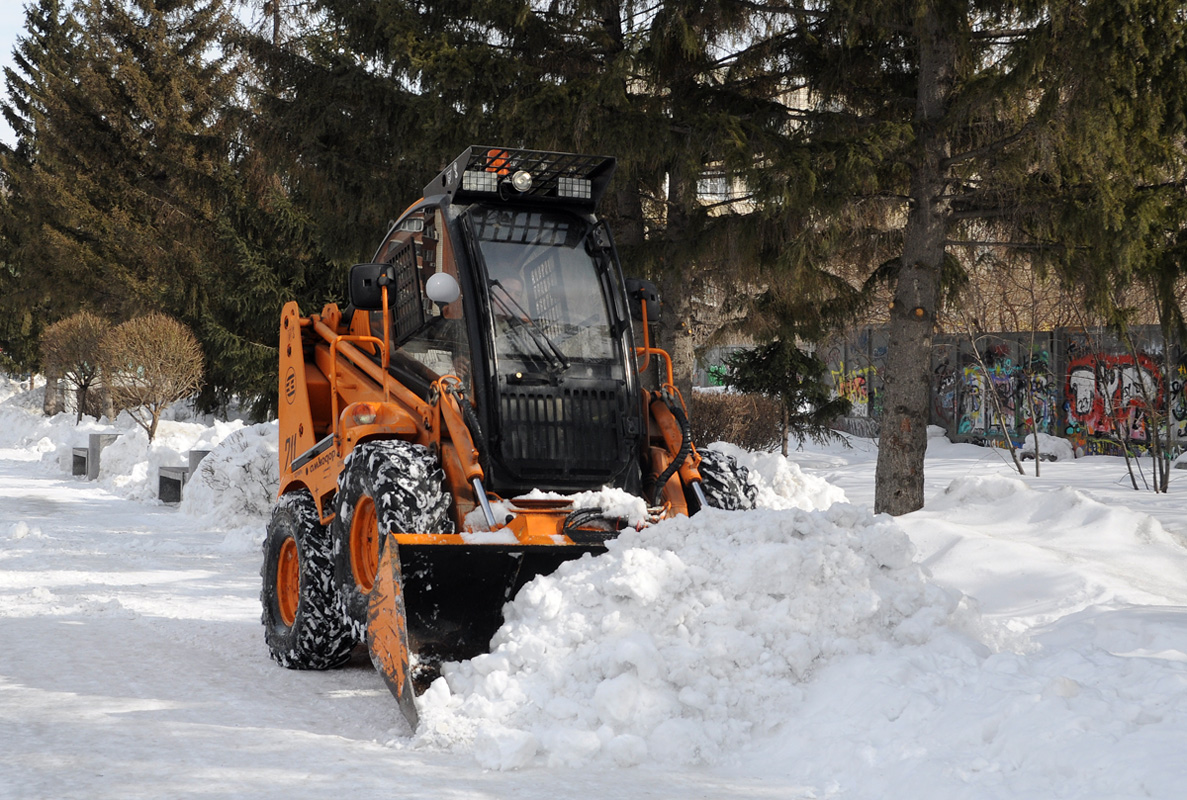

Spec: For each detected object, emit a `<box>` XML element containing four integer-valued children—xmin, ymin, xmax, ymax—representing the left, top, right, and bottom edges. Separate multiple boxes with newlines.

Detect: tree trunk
<box><xmin>656</xmin><ymin>273</ymin><xmax>697</xmax><ymax>401</ymax></box>
<box><xmin>781</xmin><ymin>401</ymin><xmax>789</xmax><ymax>457</ymax></box>
<box><xmin>874</xmin><ymin>11</ymin><xmax>955</xmax><ymax>515</ymax></box>
<box><xmin>75</xmin><ymin>385</ymin><xmax>88</xmax><ymax>423</ymax></box>
<box><xmin>43</xmin><ymin>371</ymin><xmax>63</xmax><ymax>416</ymax></box>
<box><xmin>656</xmin><ymin>156</ymin><xmax>698</xmax><ymax>402</ymax></box>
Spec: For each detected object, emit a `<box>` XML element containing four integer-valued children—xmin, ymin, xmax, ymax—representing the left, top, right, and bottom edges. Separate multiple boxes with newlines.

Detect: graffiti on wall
<box><xmin>955</xmin><ymin>346</ymin><xmax>1056</xmax><ymax>437</ymax></box>
<box><xmin>933</xmin><ymin>355</ymin><xmax>959</xmax><ymax>428</ymax></box>
<box><xmin>826</xmin><ymin>327</ymin><xmax>1182</xmax><ymax>457</ymax></box>
<box><xmin>1165</xmin><ymin>355</ymin><xmax>1187</xmax><ymax>441</ymax></box>
<box><xmin>1064</xmin><ymin>353</ymin><xmax>1163</xmax><ymax>449</ymax></box>
<box><xmin>830</xmin><ymin>362</ymin><xmax>876</xmax><ymax>417</ymax></box>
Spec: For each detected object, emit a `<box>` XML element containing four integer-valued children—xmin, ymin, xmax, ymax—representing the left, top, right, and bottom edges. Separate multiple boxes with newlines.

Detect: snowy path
<box><xmin>0</xmin><ymin>450</ymin><xmax>796</xmax><ymax>799</ymax></box>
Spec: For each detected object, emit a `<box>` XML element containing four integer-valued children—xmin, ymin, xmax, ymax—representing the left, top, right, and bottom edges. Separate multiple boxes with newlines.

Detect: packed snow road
<box><xmin>2</xmin><ymin>388</ymin><xmax>1187</xmax><ymax>798</ymax></box>
<box><xmin>0</xmin><ymin>448</ymin><xmax>756</xmax><ymax>799</ymax></box>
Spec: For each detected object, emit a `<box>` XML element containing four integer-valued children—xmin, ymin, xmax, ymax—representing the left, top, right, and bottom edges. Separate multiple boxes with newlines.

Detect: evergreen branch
<box><xmin>701</xmin><ymin>194</ymin><xmax>757</xmax><ymax>212</ymax></box>
<box><xmin>855</xmin><ymin>193</ymin><xmax>911</xmax><ymax>203</ymax></box>
<box><xmin>969</xmin><ymin>27</ymin><xmax>1039</xmax><ymax>40</ymax></box>
<box><xmin>717</xmin><ymin>1</ymin><xmax>827</xmax><ymax>19</ymax></box>
<box><xmin>950</xmin><ymin>204</ymin><xmax>1054</xmax><ymax>221</ymax></box>
<box><xmin>945</xmin><ymin>239</ymin><xmax>1059</xmax><ymax>251</ymax></box>
<box><xmin>941</xmin><ymin>122</ymin><xmax>1035</xmax><ymax>169</ymax></box>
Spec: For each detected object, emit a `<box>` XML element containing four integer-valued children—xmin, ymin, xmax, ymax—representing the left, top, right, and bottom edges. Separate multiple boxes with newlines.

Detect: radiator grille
<box><xmin>498</xmin><ymin>385</ymin><xmax>627</xmax><ymax>480</ymax></box>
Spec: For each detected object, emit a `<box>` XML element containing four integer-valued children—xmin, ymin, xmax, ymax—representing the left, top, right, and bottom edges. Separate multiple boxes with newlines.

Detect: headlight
<box><xmin>510</xmin><ymin>170</ymin><xmax>533</xmax><ymax>192</ymax></box>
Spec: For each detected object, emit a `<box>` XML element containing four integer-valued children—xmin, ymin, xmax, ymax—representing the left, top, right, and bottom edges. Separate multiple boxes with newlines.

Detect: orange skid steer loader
<box><xmin>261</xmin><ymin>147</ymin><xmax>756</xmax><ymax>730</ymax></box>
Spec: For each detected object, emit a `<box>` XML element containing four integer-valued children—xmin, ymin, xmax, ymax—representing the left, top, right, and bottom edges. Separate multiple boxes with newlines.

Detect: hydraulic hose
<box><xmin>652</xmin><ymin>392</ymin><xmax>692</xmax><ymax>506</ymax></box>
<box><xmin>458</xmin><ymin>396</ymin><xmax>492</xmax><ymax>478</ymax></box>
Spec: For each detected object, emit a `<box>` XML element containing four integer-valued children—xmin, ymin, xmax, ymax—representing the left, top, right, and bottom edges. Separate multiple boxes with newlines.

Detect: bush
<box><xmin>100</xmin><ymin>313</ymin><xmax>204</xmax><ymax>441</ymax></box>
<box><xmin>689</xmin><ymin>391</ymin><xmax>783</xmax><ymax>452</ymax></box>
<box><xmin>39</xmin><ymin>311</ymin><xmax>111</xmax><ymax>422</ymax></box>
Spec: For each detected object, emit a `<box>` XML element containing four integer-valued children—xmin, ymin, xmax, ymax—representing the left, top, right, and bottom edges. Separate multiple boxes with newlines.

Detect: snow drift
<box><xmin>414</xmin><ymin>502</ymin><xmax>969</xmax><ymax>770</ymax></box>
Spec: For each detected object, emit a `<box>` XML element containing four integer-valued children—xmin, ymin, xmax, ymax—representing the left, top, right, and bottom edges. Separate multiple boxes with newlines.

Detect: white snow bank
<box><xmin>910</xmin><ymin>475</ymin><xmax>1187</xmax><ymax>630</ymax></box>
<box><xmin>0</xmin><ymin>378</ymin><xmax>103</xmax><ymax>455</ymax></box>
<box><xmin>178</xmin><ymin>421</ymin><xmax>280</xmax><ymax>550</ymax></box>
<box><xmin>413</xmin><ymin>503</ymin><xmax>969</xmax><ymax>769</ymax></box>
<box><xmin>733</xmin><ymin>613</ymin><xmax>1187</xmax><ymax>799</ymax></box>
<box><xmin>0</xmin><ymin>375</ymin><xmax>277</xmax><ymax>540</ymax></box>
<box><xmin>710</xmin><ymin>441</ymin><xmax>848</xmax><ymax>511</ymax></box>
<box><xmin>1020</xmin><ymin>431</ymin><xmax>1076</xmax><ymax>461</ymax></box>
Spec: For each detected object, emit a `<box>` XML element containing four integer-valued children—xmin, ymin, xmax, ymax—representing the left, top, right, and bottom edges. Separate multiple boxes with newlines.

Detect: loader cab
<box><xmin>374</xmin><ymin>147</ymin><xmax>645</xmax><ymax>498</ymax></box>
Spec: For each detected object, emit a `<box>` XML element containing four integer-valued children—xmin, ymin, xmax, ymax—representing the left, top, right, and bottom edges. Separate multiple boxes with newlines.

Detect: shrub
<box><xmin>99</xmin><ymin>313</ymin><xmax>204</xmax><ymax>441</ymax></box>
<box><xmin>39</xmin><ymin>311</ymin><xmax>110</xmax><ymax>422</ymax></box>
<box><xmin>689</xmin><ymin>391</ymin><xmax>783</xmax><ymax>452</ymax></box>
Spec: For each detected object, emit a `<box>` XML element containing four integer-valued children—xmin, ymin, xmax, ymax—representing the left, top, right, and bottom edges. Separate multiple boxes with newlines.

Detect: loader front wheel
<box><xmin>332</xmin><ymin>440</ymin><xmax>454</xmax><ymax>642</ymax></box>
<box><xmin>696</xmin><ymin>448</ymin><xmax>758</xmax><ymax>511</ymax></box>
<box><xmin>261</xmin><ymin>490</ymin><xmax>354</xmax><ymax>669</ymax></box>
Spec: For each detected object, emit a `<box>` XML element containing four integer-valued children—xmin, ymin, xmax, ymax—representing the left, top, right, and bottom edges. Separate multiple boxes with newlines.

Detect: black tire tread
<box><xmin>331</xmin><ymin>440</ymin><xmax>454</xmax><ymax>643</ymax></box>
<box><xmin>261</xmin><ymin>490</ymin><xmax>354</xmax><ymax>669</ymax></box>
<box><xmin>697</xmin><ymin>448</ymin><xmax>758</xmax><ymax>511</ymax></box>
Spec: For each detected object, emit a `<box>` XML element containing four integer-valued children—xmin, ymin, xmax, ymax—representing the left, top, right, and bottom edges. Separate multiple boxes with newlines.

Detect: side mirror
<box><xmin>625</xmin><ymin>278</ymin><xmax>661</xmax><ymax>322</ymax></box>
<box><xmin>425</xmin><ymin>272</ymin><xmax>461</xmax><ymax>304</ymax></box>
<box><xmin>349</xmin><ymin>263</ymin><xmax>395</xmax><ymax>310</ymax></box>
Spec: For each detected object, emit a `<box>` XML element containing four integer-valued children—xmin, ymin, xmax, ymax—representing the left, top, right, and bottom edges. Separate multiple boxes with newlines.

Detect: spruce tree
<box><xmin>64</xmin><ymin>0</ymin><xmax>240</xmax><ymax>317</ymax></box>
<box><xmin>725</xmin><ymin>338</ymin><xmax>851</xmax><ymax>456</ymax></box>
<box><xmin>2</xmin><ymin>0</ymin><xmax>267</xmax><ymax>407</ymax></box>
<box><xmin>760</xmin><ymin>1</ymin><xmax>1187</xmax><ymax>514</ymax></box>
<box><xmin>0</xmin><ymin>0</ymin><xmax>84</xmax><ymax>370</ymax></box>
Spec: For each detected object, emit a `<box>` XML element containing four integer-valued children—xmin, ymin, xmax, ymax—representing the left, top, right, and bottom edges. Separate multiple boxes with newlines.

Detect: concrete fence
<box><xmin>825</xmin><ymin>326</ymin><xmax>1185</xmax><ymax>457</ymax></box>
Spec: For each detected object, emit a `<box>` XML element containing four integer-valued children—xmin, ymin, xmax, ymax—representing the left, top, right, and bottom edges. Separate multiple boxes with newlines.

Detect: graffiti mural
<box><xmin>825</xmin><ymin>326</ymin><xmax>1180</xmax><ymax>457</ymax></box>
<box><xmin>1170</xmin><ymin>357</ymin><xmax>1187</xmax><ymax>440</ymax></box>
<box><xmin>954</xmin><ymin>344</ymin><xmax>1056</xmax><ymax>438</ymax></box>
<box><xmin>830</xmin><ymin>362</ymin><xmax>876</xmax><ymax>417</ymax></box>
<box><xmin>1063</xmin><ymin>353</ymin><xmax>1163</xmax><ymax>448</ymax></box>
<box><xmin>932</xmin><ymin>355</ymin><xmax>958</xmax><ymax>428</ymax></box>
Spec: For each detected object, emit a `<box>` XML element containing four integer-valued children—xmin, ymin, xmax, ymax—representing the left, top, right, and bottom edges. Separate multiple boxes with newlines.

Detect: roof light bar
<box><xmin>426</xmin><ymin>146</ymin><xmax>617</xmax><ymax>208</ymax></box>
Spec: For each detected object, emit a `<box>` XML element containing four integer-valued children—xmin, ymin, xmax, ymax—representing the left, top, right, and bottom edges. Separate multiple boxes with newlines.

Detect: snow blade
<box><xmin>366</xmin><ymin>532</ymin><xmax>419</xmax><ymax>731</ymax></box>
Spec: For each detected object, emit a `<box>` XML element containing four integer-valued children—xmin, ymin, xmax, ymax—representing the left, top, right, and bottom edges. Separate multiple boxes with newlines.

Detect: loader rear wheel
<box><xmin>261</xmin><ymin>490</ymin><xmax>354</xmax><ymax>670</ymax></box>
<box><xmin>332</xmin><ymin>440</ymin><xmax>454</xmax><ymax>643</ymax></box>
<box><xmin>696</xmin><ymin>448</ymin><xmax>758</xmax><ymax>511</ymax></box>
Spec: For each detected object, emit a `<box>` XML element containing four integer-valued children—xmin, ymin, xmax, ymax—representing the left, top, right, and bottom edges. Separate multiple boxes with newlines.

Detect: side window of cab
<box><xmin>370</xmin><ymin>209</ymin><xmax>471</xmax><ymax>390</ymax></box>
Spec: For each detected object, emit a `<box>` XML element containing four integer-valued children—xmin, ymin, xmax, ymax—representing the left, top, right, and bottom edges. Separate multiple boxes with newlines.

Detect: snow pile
<box><xmin>0</xmin><ymin>378</ymin><xmax>99</xmax><ymax>454</ymax></box>
<box><xmin>0</xmin><ymin>373</ymin><xmax>40</xmax><ymax>408</ymax></box>
<box><xmin>7</xmin><ymin>520</ymin><xmax>45</xmax><ymax>540</ymax></box>
<box><xmin>87</xmin><ymin>420</ymin><xmax>209</xmax><ymax>501</ymax></box>
<box><xmin>712</xmin><ymin>441</ymin><xmax>847</xmax><ymax>511</ymax></box>
<box><xmin>178</xmin><ymin>421</ymin><xmax>280</xmax><ymax>550</ymax></box>
<box><xmin>414</xmin><ymin>503</ymin><xmax>966</xmax><ymax>769</ymax></box>
<box><xmin>916</xmin><ymin>475</ymin><xmax>1187</xmax><ymax>627</ymax></box>
<box><xmin>1019</xmin><ymin>431</ymin><xmax>1076</xmax><ymax>461</ymax></box>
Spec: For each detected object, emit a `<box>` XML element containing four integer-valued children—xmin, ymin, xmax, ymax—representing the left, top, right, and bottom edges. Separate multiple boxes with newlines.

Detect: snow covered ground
<box><xmin>1</xmin><ymin>375</ymin><xmax>1185</xmax><ymax>798</ymax></box>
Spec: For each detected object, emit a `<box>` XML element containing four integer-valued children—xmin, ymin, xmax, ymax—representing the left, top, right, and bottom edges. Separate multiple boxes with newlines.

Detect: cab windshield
<box><xmin>470</xmin><ymin>207</ymin><xmax>617</xmax><ymax>374</ymax></box>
